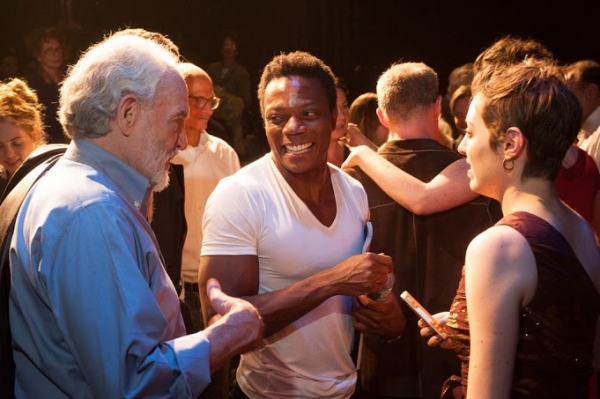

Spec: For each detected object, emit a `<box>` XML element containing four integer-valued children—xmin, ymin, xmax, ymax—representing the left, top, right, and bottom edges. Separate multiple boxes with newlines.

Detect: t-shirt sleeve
<box><xmin>201</xmin><ymin>175</ymin><xmax>262</xmax><ymax>256</ymax></box>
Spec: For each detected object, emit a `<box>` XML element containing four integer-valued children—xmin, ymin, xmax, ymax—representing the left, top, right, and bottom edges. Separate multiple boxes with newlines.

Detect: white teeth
<box><xmin>285</xmin><ymin>142</ymin><xmax>312</xmax><ymax>154</ymax></box>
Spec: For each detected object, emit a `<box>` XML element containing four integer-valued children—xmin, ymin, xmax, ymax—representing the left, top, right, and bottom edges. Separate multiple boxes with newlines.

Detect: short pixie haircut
<box><xmin>473</xmin><ymin>60</ymin><xmax>581</xmax><ymax>181</ymax></box>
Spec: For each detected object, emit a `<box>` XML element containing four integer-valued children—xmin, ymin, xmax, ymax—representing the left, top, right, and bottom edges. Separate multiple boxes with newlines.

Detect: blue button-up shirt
<box><xmin>10</xmin><ymin>139</ymin><xmax>210</xmax><ymax>398</ymax></box>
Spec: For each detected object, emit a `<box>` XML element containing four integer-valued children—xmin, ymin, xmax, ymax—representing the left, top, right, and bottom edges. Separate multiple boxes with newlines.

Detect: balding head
<box><xmin>176</xmin><ymin>62</ymin><xmax>211</xmax><ymax>83</ymax></box>
<box><xmin>177</xmin><ymin>62</ymin><xmax>217</xmax><ymax>144</ymax></box>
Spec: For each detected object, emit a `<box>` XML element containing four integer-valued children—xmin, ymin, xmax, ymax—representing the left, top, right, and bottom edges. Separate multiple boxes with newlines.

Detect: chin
<box><xmin>151</xmin><ymin>170</ymin><xmax>171</xmax><ymax>192</ymax></box>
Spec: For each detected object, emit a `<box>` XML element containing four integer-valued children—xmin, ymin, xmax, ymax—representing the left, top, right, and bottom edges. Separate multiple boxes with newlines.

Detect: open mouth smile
<box><xmin>284</xmin><ymin>142</ymin><xmax>314</xmax><ymax>155</ymax></box>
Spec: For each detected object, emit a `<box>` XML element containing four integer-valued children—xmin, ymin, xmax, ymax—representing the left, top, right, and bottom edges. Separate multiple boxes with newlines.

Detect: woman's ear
<box><xmin>503</xmin><ymin>127</ymin><xmax>526</xmax><ymax>160</ymax></box>
<box><xmin>29</xmin><ymin>128</ymin><xmax>40</xmax><ymax>143</ymax></box>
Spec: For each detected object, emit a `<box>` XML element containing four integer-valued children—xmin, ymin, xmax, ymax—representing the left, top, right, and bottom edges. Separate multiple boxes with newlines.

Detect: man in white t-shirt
<box><xmin>173</xmin><ymin>63</ymin><xmax>240</xmax><ymax>334</ymax></box>
<box><xmin>199</xmin><ymin>51</ymin><xmax>406</xmax><ymax>399</ymax></box>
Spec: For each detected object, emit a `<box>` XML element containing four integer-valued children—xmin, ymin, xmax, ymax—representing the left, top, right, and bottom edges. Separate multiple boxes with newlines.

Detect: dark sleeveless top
<box><xmin>445</xmin><ymin>211</ymin><xmax>600</xmax><ymax>398</ymax></box>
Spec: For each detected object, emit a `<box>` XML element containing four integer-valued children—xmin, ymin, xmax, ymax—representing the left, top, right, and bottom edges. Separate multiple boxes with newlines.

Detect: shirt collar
<box><xmin>583</xmin><ymin>105</ymin><xmax>600</xmax><ymax>136</ymax></box>
<box><xmin>65</xmin><ymin>139</ymin><xmax>152</xmax><ymax>212</ymax></box>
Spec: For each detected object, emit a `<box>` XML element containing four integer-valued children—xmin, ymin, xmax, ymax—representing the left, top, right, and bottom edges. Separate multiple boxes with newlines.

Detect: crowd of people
<box><xmin>0</xmin><ymin>22</ymin><xmax>599</xmax><ymax>399</ymax></box>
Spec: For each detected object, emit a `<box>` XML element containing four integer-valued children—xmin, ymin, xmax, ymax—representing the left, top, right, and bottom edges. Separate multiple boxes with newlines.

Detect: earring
<box><xmin>126</xmin><ymin>113</ymin><xmax>132</xmax><ymax>123</ymax></box>
<box><xmin>502</xmin><ymin>158</ymin><xmax>514</xmax><ymax>171</ymax></box>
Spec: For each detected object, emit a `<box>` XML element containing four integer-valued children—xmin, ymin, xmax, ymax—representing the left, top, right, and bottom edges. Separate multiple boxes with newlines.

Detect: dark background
<box><xmin>1</xmin><ymin>0</ymin><xmax>598</xmax><ymax>108</ymax></box>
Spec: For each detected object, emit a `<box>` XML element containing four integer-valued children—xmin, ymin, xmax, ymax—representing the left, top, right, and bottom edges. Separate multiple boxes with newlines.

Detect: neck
<box><xmin>39</xmin><ymin>64</ymin><xmax>62</xmax><ymax>84</ymax></box>
<box><xmin>186</xmin><ymin>129</ymin><xmax>203</xmax><ymax>147</ymax></box>
<box><xmin>388</xmin><ymin>122</ymin><xmax>438</xmax><ymax>141</ymax></box>
<box><xmin>387</xmin><ymin>109</ymin><xmax>439</xmax><ymax>141</ymax></box>
<box><xmin>273</xmin><ymin>157</ymin><xmax>331</xmax><ymax>202</ymax></box>
<box><xmin>499</xmin><ymin>178</ymin><xmax>560</xmax><ymax>217</ymax></box>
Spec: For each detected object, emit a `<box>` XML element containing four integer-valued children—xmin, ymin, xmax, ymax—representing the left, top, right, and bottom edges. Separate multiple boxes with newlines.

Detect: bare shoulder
<box><xmin>466</xmin><ymin>225</ymin><xmax>532</xmax><ymax>265</ymax></box>
<box><xmin>466</xmin><ymin>225</ymin><xmax>537</xmax><ymax>307</ymax></box>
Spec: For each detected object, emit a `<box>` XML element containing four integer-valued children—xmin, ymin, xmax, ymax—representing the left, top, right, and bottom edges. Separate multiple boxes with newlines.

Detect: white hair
<box><xmin>59</xmin><ymin>33</ymin><xmax>179</xmax><ymax>139</ymax></box>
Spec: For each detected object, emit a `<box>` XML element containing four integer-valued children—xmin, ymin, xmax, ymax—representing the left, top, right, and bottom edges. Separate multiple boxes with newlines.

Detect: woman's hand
<box><xmin>418</xmin><ymin>311</ymin><xmax>453</xmax><ymax>349</ymax></box>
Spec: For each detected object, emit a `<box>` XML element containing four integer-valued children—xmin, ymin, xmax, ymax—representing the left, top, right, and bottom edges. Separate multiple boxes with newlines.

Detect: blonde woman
<box><xmin>0</xmin><ymin>78</ymin><xmax>47</xmax><ymax>197</ymax></box>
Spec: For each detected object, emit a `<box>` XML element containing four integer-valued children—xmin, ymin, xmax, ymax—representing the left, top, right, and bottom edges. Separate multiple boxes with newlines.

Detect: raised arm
<box><xmin>342</xmin><ymin>145</ymin><xmax>477</xmax><ymax>215</ymax></box>
<box><xmin>199</xmin><ymin>252</ymin><xmax>393</xmax><ymax>338</ymax></box>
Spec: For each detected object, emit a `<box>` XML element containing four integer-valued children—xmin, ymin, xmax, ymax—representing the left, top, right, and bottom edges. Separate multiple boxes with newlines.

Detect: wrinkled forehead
<box><xmin>151</xmin><ymin>70</ymin><xmax>188</xmax><ymax>111</ymax></box>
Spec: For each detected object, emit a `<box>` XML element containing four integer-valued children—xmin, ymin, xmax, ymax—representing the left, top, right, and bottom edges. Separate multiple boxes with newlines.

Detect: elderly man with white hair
<box><xmin>8</xmin><ymin>31</ymin><xmax>262</xmax><ymax>398</ymax></box>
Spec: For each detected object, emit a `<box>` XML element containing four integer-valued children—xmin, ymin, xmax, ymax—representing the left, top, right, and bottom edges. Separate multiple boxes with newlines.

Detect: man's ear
<box><xmin>434</xmin><ymin>95</ymin><xmax>442</xmax><ymax>117</ymax></box>
<box><xmin>377</xmin><ymin>107</ymin><xmax>390</xmax><ymax>129</ymax></box>
<box><xmin>117</xmin><ymin>94</ymin><xmax>139</xmax><ymax>136</ymax></box>
<box><xmin>503</xmin><ymin>127</ymin><xmax>526</xmax><ymax>160</ymax></box>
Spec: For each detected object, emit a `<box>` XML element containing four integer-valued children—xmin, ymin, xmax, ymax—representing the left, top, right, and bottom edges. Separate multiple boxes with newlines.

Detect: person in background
<box><xmin>449</xmin><ymin>85</ymin><xmax>471</xmax><ymax>150</ymax></box>
<box><xmin>565</xmin><ymin>60</ymin><xmax>600</xmax><ymax>170</ymax></box>
<box><xmin>346</xmin><ymin>62</ymin><xmax>500</xmax><ymax>399</ymax></box>
<box><xmin>349</xmin><ymin>92</ymin><xmax>388</xmax><ymax>148</ymax></box>
<box><xmin>422</xmin><ymin>59</ymin><xmax>600</xmax><ymax>399</ymax></box>
<box><xmin>172</xmin><ymin>62</ymin><xmax>240</xmax><ymax>335</ymax></box>
<box><xmin>340</xmin><ymin>36</ymin><xmax>575</xmax><ymax>216</ymax></box>
<box><xmin>9</xmin><ymin>31</ymin><xmax>263</xmax><ymax>398</ymax></box>
<box><xmin>440</xmin><ymin>63</ymin><xmax>474</xmax><ymax>140</ymax></box>
<box><xmin>199</xmin><ymin>50</ymin><xmax>404</xmax><ymax>399</ymax></box>
<box><xmin>207</xmin><ymin>31</ymin><xmax>252</xmax><ymax>158</ymax></box>
<box><xmin>328</xmin><ymin>78</ymin><xmax>351</xmax><ymax>167</ymax></box>
<box><xmin>0</xmin><ymin>50</ymin><xmax>21</xmax><ymax>81</ymax></box>
<box><xmin>24</xmin><ymin>26</ymin><xmax>68</xmax><ymax>144</ymax></box>
<box><xmin>0</xmin><ymin>78</ymin><xmax>47</xmax><ymax>198</ymax></box>
<box><xmin>437</xmin><ymin>118</ymin><xmax>455</xmax><ymax>150</ymax></box>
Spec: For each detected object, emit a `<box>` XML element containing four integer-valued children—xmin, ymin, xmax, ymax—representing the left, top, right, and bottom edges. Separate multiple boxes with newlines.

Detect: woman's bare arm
<box><xmin>342</xmin><ymin>145</ymin><xmax>477</xmax><ymax>215</ymax></box>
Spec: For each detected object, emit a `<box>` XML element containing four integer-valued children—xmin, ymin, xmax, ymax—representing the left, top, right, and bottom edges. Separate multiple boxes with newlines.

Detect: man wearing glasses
<box><xmin>172</xmin><ymin>62</ymin><xmax>240</xmax><ymax>336</ymax></box>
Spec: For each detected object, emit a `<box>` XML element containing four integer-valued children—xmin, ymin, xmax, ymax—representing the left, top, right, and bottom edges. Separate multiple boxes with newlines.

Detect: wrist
<box><xmin>384</xmin><ymin>333</ymin><xmax>403</xmax><ymax>343</ymax></box>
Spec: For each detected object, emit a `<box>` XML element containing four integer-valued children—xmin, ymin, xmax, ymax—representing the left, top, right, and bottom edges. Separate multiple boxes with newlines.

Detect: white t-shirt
<box><xmin>172</xmin><ymin>132</ymin><xmax>239</xmax><ymax>283</ymax></box>
<box><xmin>202</xmin><ymin>154</ymin><xmax>370</xmax><ymax>399</ymax></box>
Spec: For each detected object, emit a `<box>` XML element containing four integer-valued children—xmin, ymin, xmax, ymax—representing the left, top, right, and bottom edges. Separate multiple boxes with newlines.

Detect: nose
<box><xmin>177</xmin><ymin>127</ymin><xmax>188</xmax><ymax>150</ymax></box>
<box><xmin>457</xmin><ymin>135</ymin><xmax>467</xmax><ymax>155</ymax></box>
<box><xmin>3</xmin><ymin>144</ymin><xmax>15</xmax><ymax>159</ymax></box>
<box><xmin>195</xmin><ymin>102</ymin><xmax>214</xmax><ymax>117</ymax></box>
<box><xmin>283</xmin><ymin>116</ymin><xmax>307</xmax><ymax>135</ymax></box>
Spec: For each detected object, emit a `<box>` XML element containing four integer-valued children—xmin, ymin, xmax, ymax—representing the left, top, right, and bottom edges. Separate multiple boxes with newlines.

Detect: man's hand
<box><xmin>326</xmin><ymin>252</ymin><xmax>393</xmax><ymax>297</ymax></box>
<box><xmin>207</xmin><ymin>278</ymin><xmax>263</xmax><ymax>350</ymax></box>
<box><xmin>204</xmin><ymin>278</ymin><xmax>264</xmax><ymax>372</ymax></box>
<box><xmin>352</xmin><ymin>293</ymin><xmax>406</xmax><ymax>339</ymax></box>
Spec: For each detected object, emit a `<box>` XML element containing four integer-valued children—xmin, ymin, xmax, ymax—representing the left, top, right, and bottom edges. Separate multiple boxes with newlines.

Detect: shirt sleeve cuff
<box><xmin>170</xmin><ymin>331</ymin><xmax>212</xmax><ymax>397</ymax></box>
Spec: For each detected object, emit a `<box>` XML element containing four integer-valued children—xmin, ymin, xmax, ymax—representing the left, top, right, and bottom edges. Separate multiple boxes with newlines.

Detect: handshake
<box><xmin>202</xmin><ymin>279</ymin><xmax>264</xmax><ymax>373</ymax></box>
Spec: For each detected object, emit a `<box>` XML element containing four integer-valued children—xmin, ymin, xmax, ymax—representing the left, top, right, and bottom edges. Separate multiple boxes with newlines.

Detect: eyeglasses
<box><xmin>188</xmin><ymin>95</ymin><xmax>220</xmax><ymax>110</ymax></box>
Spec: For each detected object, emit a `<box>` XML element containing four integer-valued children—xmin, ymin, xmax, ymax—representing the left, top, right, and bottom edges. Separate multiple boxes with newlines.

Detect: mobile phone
<box><xmin>400</xmin><ymin>290</ymin><xmax>447</xmax><ymax>339</ymax></box>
